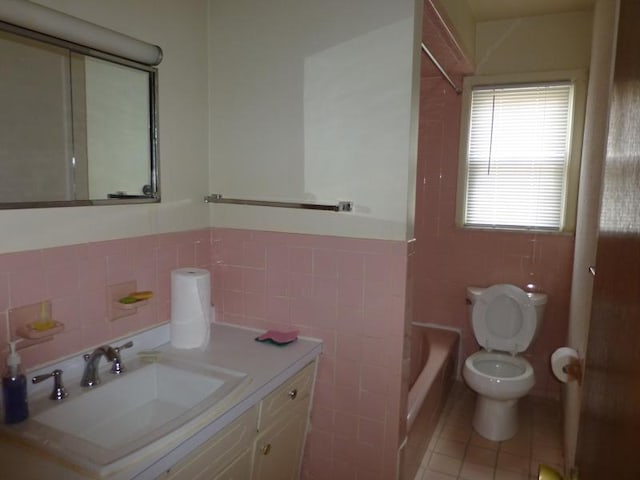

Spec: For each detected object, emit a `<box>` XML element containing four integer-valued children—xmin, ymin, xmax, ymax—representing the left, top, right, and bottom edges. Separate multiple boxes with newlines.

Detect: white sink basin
<box><xmin>25</xmin><ymin>356</ymin><xmax>249</xmax><ymax>468</ymax></box>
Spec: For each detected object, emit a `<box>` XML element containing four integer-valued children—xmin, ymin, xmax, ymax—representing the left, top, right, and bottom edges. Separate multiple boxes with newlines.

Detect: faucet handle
<box><xmin>111</xmin><ymin>341</ymin><xmax>134</xmax><ymax>374</ymax></box>
<box><xmin>32</xmin><ymin>369</ymin><xmax>69</xmax><ymax>401</ymax></box>
<box><xmin>114</xmin><ymin>341</ymin><xmax>133</xmax><ymax>353</ymax></box>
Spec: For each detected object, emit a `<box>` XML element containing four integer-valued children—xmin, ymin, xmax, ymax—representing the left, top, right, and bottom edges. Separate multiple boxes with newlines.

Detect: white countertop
<box><xmin>133</xmin><ymin>323</ymin><xmax>322</xmax><ymax>480</ymax></box>
<box><xmin>2</xmin><ymin>322</ymin><xmax>322</xmax><ymax>480</ymax></box>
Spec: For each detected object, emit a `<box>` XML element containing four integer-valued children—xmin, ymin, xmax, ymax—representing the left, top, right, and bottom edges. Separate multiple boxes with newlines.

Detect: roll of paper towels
<box><xmin>170</xmin><ymin>267</ymin><xmax>211</xmax><ymax>349</ymax></box>
<box><xmin>551</xmin><ymin>347</ymin><xmax>579</xmax><ymax>383</ymax></box>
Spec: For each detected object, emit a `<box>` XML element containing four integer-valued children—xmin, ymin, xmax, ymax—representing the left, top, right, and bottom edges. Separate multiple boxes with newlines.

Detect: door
<box><xmin>574</xmin><ymin>1</ymin><xmax>640</xmax><ymax>478</ymax></box>
<box><xmin>563</xmin><ymin>0</ymin><xmax>619</xmax><ymax>472</ymax></box>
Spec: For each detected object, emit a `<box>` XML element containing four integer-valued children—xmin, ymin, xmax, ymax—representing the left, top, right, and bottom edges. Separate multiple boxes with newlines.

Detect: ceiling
<box><xmin>466</xmin><ymin>0</ymin><xmax>595</xmax><ymax>21</ymax></box>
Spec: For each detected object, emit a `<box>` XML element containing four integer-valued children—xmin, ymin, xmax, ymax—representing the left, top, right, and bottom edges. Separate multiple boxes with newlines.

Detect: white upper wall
<box><xmin>208</xmin><ymin>0</ymin><xmax>422</xmax><ymax>241</ymax></box>
<box><xmin>0</xmin><ymin>0</ymin><xmax>211</xmax><ymax>254</ymax></box>
<box><xmin>0</xmin><ymin>2</ymin><xmax>595</xmax><ymax>252</ymax></box>
<box><xmin>475</xmin><ymin>10</ymin><xmax>593</xmax><ymax>75</ymax></box>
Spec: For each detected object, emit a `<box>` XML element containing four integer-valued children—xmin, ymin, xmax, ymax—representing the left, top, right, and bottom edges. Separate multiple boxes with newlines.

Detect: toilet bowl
<box><xmin>462</xmin><ymin>284</ymin><xmax>547</xmax><ymax>441</ymax></box>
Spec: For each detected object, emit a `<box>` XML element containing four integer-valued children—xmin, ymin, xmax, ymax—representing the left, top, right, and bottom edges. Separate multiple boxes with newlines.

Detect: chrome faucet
<box><xmin>80</xmin><ymin>341</ymin><xmax>133</xmax><ymax>387</ymax></box>
<box><xmin>81</xmin><ymin>346</ymin><xmax>118</xmax><ymax>387</ymax></box>
<box><xmin>32</xmin><ymin>369</ymin><xmax>69</xmax><ymax>401</ymax></box>
<box><xmin>110</xmin><ymin>341</ymin><xmax>133</xmax><ymax>374</ymax></box>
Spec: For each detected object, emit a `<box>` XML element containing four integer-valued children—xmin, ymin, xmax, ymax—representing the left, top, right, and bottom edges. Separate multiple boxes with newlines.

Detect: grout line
<box><xmin>415</xmin><ymin>382</ymin><xmax>564</xmax><ymax>480</ymax></box>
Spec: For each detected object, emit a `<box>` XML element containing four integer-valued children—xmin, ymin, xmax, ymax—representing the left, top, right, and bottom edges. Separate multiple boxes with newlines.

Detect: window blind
<box><xmin>464</xmin><ymin>83</ymin><xmax>573</xmax><ymax>230</ymax></box>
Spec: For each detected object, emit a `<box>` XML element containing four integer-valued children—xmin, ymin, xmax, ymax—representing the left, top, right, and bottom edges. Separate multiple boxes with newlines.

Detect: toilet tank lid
<box><xmin>467</xmin><ymin>286</ymin><xmax>547</xmax><ymax>306</ymax></box>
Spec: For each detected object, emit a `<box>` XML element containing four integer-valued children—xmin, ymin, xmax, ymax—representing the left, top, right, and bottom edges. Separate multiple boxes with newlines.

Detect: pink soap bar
<box><xmin>256</xmin><ymin>329</ymin><xmax>299</xmax><ymax>345</ymax></box>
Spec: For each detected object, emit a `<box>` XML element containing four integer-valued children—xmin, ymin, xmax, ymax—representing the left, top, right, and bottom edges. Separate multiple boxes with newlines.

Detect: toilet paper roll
<box><xmin>170</xmin><ymin>267</ymin><xmax>211</xmax><ymax>350</ymax></box>
<box><xmin>551</xmin><ymin>347</ymin><xmax>579</xmax><ymax>383</ymax></box>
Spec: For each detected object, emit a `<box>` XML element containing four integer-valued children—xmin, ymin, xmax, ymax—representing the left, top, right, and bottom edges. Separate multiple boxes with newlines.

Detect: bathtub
<box><xmin>402</xmin><ymin>323</ymin><xmax>459</xmax><ymax>480</ymax></box>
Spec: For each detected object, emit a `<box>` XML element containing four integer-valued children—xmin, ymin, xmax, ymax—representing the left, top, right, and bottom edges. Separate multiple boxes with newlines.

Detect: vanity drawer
<box><xmin>163</xmin><ymin>405</ymin><xmax>258</xmax><ymax>480</ymax></box>
<box><xmin>257</xmin><ymin>361</ymin><xmax>316</xmax><ymax>432</ymax></box>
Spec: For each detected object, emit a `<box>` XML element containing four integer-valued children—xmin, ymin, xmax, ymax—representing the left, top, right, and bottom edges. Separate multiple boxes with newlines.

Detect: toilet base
<box><xmin>472</xmin><ymin>395</ymin><xmax>519</xmax><ymax>441</ymax></box>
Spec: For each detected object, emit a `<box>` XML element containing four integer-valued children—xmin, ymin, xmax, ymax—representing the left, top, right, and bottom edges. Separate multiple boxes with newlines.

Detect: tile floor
<box><xmin>414</xmin><ymin>382</ymin><xmax>564</xmax><ymax>480</ymax></box>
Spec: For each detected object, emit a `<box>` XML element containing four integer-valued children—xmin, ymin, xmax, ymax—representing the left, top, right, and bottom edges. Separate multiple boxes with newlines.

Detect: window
<box><xmin>457</xmin><ymin>75</ymin><xmax>585</xmax><ymax>232</ymax></box>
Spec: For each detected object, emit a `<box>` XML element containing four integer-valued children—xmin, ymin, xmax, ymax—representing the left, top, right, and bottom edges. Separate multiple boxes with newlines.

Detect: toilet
<box><xmin>462</xmin><ymin>284</ymin><xmax>547</xmax><ymax>441</ymax></box>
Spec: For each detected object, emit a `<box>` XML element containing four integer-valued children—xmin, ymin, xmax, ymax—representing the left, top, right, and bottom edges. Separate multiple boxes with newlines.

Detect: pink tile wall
<box><xmin>414</xmin><ymin>73</ymin><xmax>574</xmax><ymax>399</ymax></box>
<box><xmin>0</xmin><ymin>226</ymin><xmax>412</xmax><ymax>479</ymax></box>
<box><xmin>210</xmin><ymin>228</ymin><xmax>410</xmax><ymax>480</ymax></box>
<box><xmin>0</xmin><ymin>230</ymin><xmax>211</xmax><ymax>371</ymax></box>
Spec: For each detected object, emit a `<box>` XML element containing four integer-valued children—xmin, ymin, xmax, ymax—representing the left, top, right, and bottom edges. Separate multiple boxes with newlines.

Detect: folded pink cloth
<box><xmin>255</xmin><ymin>330</ymin><xmax>299</xmax><ymax>346</ymax></box>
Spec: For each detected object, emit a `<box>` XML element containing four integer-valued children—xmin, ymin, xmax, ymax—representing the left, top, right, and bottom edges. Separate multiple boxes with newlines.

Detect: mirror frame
<box><xmin>0</xmin><ymin>20</ymin><xmax>160</xmax><ymax>209</ymax></box>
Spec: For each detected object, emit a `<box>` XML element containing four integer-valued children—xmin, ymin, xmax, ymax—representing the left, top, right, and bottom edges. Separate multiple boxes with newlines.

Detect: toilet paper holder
<box><xmin>551</xmin><ymin>347</ymin><xmax>583</xmax><ymax>385</ymax></box>
<box><xmin>562</xmin><ymin>358</ymin><xmax>583</xmax><ymax>385</ymax></box>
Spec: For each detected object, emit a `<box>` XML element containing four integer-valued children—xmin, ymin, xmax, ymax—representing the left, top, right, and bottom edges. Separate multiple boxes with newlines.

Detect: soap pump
<box><xmin>2</xmin><ymin>340</ymin><xmax>29</xmax><ymax>424</ymax></box>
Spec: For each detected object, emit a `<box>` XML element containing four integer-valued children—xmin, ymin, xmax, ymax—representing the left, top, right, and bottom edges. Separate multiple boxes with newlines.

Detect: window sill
<box><xmin>458</xmin><ymin>225</ymin><xmax>575</xmax><ymax>236</ymax></box>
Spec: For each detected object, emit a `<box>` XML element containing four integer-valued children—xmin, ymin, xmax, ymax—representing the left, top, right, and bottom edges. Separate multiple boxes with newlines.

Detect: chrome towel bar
<box><xmin>420</xmin><ymin>42</ymin><xmax>462</xmax><ymax>95</ymax></box>
<box><xmin>204</xmin><ymin>194</ymin><xmax>352</xmax><ymax>212</ymax></box>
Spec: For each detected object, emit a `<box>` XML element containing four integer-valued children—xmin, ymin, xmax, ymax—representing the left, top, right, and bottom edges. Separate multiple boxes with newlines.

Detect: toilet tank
<box><xmin>466</xmin><ymin>285</ymin><xmax>548</xmax><ymax>342</ymax></box>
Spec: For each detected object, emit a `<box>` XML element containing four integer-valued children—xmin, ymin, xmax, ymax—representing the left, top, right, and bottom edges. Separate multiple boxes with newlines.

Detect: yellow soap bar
<box><xmin>119</xmin><ymin>296</ymin><xmax>139</xmax><ymax>304</ymax></box>
<box><xmin>129</xmin><ymin>291</ymin><xmax>153</xmax><ymax>300</ymax></box>
<box><xmin>32</xmin><ymin>319</ymin><xmax>56</xmax><ymax>331</ymax></box>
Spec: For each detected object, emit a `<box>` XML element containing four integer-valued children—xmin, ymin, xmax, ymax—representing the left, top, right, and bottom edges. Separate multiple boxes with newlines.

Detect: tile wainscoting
<box><xmin>211</xmin><ymin>228</ymin><xmax>412</xmax><ymax>480</ymax></box>
<box><xmin>0</xmin><ymin>227</ymin><xmax>413</xmax><ymax>480</ymax></box>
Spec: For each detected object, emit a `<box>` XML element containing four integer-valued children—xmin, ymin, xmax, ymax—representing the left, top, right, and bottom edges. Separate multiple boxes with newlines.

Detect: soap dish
<box><xmin>114</xmin><ymin>299</ymin><xmax>149</xmax><ymax>310</ymax></box>
<box><xmin>17</xmin><ymin>321</ymin><xmax>65</xmax><ymax>339</ymax></box>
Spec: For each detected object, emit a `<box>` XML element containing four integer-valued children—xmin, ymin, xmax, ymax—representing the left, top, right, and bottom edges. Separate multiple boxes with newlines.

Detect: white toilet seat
<box><xmin>471</xmin><ymin>284</ymin><xmax>536</xmax><ymax>354</ymax></box>
<box><xmin>467</xmin><ymin>351</ymin><xmax>532</xmax><ymax>378</ymax></box>
<box><xmin>463</xmin><ymin>351</ymin><xmax>535</xmax><ymax>439</ymax></box>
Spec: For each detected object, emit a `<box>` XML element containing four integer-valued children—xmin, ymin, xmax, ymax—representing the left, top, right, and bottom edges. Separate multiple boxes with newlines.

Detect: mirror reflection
<box><xmin>0</xmin><ymin>25</ymin><xmax>159</xmax><ymax>208</ymax></box>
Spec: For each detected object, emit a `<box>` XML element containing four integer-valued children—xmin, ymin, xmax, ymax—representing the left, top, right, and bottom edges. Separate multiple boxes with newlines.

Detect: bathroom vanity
<box><xmin>0</xmin><ymin>323</ymin><xmax>321</xmax><ymax>480</ymax></box>
<box><xmin>160</xmin><ymin>361</ymin><xmax>315</xmax><ymax>480</ymax></box>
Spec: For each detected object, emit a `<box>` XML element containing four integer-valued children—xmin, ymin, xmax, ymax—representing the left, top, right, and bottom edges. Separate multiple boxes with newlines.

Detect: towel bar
<box><xmin>204</xmin><ymin>194</ymin><xmax>352</xmax><ymax>212</ymax></box>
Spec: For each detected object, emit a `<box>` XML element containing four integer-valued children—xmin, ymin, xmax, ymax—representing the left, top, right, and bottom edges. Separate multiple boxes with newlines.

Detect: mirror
<box><xmin>0</xmin><ymin>22</ymin><xmax>159</xmax><ymax>208</ymax></box>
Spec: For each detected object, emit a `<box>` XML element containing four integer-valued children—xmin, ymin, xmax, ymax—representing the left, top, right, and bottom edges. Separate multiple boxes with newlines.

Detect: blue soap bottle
<box><xmin>2</xmin><ymin>340</ymin><xmax>29</xmax><ymax>424</ymax></box>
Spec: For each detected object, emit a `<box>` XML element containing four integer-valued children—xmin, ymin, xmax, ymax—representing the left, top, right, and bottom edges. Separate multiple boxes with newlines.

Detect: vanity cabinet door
<box><xmin>212</xmin><ymin>448</ymin><xmax>253</xmax><ymax>479</ymax></box>
<box><xmin>252</xmin><ymin>407</ymin><xmax>309</xmax><ymax>480</ymax></box>
<box><xmin>162</xmin><ymin>405</ymin><xmax>258</xmax><ymax>480</ymax></box>
<box><xmin>252</xmin><ymin>361</ymin><xmax>315</xmax><ymax>480</ymax></box>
